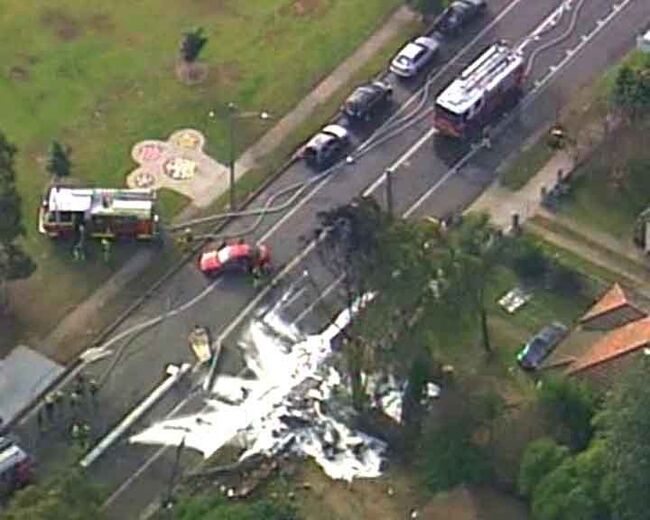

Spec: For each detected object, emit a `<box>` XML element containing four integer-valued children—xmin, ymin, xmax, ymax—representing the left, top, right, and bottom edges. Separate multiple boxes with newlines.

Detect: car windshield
<box><xmin>395</xmin><ymin>55</ymin><xmax>413</xmax><ymax>67</ymax></box>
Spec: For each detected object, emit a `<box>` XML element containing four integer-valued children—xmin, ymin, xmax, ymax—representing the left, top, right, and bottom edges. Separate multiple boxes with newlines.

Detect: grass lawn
<box><xmin>558</xmin><ymin>124</ymin><xmax>650</xmax><ymax>238</ymax></box>
<box><xmin>500</xmin><ymin>50</ymin><xmax>648</xmax><ymax>191</ymax></box>
<box><xmin>0</xmin><ymin>0</ymin><xmax>405</xmax><ymax>347</ymax></box>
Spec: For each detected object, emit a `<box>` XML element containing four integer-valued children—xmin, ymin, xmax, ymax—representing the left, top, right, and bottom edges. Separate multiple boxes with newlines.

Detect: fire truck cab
<box><xmin>434</xmin><ymin>41</ymin><xmax>524</xmax><ymax>139</ymax></box>
<box><xmin>0</xmin><ymin>437</ymin><xmax>33</xmax><ymax>497</ymax></box>
<box><xmin>38</xmin><ymin>186</ymin><xmax>159</xmax><ymax>241</ymax></box>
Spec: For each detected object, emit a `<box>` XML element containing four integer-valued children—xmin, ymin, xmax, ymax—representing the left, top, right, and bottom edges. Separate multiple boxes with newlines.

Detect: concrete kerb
<box><xmin>4</xmin><ymin>3</ymin><xmax>463</xmax><ymax>436</ymax></box>
<box><xmin>4</xmin><ymin>155</ymin><xmax>298</xmax><ymax>435</ymax></box>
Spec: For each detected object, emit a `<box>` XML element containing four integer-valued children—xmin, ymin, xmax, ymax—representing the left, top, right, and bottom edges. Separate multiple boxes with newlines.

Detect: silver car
<box><xmin>390</xmin><ymin>36</ymin><xmax>440</xmax><ymax>78</ymax></box>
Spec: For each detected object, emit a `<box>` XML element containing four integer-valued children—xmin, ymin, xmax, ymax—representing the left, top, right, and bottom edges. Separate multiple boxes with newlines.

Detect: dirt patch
<box><xmin>280</xmin><ymin>0</ymin><xmax>325</xmax><ymax>17</ymax></box>
<box><xmin>175</xmin><ymin>60</ymin><xmax>209</xmax><ymax>85</ymax></box>
<box><xmin>7</xmin><ymin>66</ymin><xmax>29</xmax><ymax>82</ymax></box>
<box><xmin>210</xmin><ymin>62</ymin><xmax>242</xmax><ymax>89</ymax></box>
<box><xmin>86</xmin><ymin>13</ymin><xmax>114</xmax><ymax>34</ymax></box>
<box><xmin>40</xmin><ymin>8</ymin><xmax>83</xmax><ymax>41</ymax></box>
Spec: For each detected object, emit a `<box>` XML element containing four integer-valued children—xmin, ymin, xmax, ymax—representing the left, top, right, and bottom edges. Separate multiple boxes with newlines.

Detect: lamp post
<box><xmin>209</xmin><ymin>104</ymin><xmax>271</xmax><ymax>211</ymax></box>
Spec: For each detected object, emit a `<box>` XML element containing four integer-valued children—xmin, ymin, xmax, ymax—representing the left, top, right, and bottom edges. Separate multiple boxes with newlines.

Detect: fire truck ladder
<box><xmin>461</xmin><ymin>44</ymin><xmax>514</xmax><ymax>95</ymax></box>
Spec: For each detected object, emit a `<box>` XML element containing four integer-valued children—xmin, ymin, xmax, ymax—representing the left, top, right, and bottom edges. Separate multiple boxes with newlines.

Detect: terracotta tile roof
<box><xmin>580</xmin><ymin>283</ymin><xmax>632</xmax><ymax>323</ymax></box>
<box><xmin>568</xmin><ymin>315</ymin><xmax>650</xmax><ymax>374</ymax></box>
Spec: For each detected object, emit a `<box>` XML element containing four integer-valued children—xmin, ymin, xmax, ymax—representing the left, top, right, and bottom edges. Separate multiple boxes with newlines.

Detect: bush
<box><xmin>518</xmin><ymin>438</ymin><xmax>569</xmax><ymax>497</ymax></box>
<box><xmin>547</xmin><ymin>261</ymin><xmax>584</xmax><ymax>297</ymax></box>
<box><xmin>174</xmin><ymin>493</ymin><xmax>298</xmax><ymax>520</ymax></box>
<box><xmin>418</xmin><ymin>419</ymin><xmax>491</xmax><ymax>492</ymax></box>
<box><xmin>509</xmin><ymin>237</ymin><xmax>550</xmax><ymax>282</ymax></box>
<box><xmin>538</xmin><ymin>378</ymin><xmax>598</xmax><ymax>450</ymax></box>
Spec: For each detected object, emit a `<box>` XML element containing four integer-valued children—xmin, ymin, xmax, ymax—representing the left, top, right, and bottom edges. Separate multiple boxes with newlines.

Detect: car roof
<box><xmin>399</xmin><ymin>42</ymin><xmax>427</xmax><ymax>60</ymax></box>
<box><xmin>414</xmin><ymin>36</ymin><xmax>439</xmax><ymax>50</ymax></box>
<box><xmin>321</xmin><ymin>124</ymin><xmax>348</xmax><ymax>140</ymax></box>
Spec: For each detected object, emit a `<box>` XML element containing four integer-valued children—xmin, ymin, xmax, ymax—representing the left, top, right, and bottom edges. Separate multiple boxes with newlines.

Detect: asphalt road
<box><xmin>12</xmin><ymin>0</ymin><xmax>650</xmax><ymax>518</ymax></box>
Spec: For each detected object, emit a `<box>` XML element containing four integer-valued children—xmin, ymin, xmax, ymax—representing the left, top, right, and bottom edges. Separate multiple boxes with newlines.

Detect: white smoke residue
<box><xmin>129</xmin><ymin>293</ymin><xmax>387</xmax><ymax>481</ymax></box>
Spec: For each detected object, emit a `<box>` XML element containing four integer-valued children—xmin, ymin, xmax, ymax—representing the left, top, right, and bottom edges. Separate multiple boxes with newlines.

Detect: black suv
<box><xmin>434</xmin><ymin>0</ymin><xmax>487</xmax><ymax>36</ymax></box>
<box><xmin>302</xmin><ymin>124</ymin><xmax>350</xmax><ymax>170</ymax></box>
<box><xmin>342</xmin><ymin>81</ymin><xmax>393</xmax><ymax>121</ymax></box>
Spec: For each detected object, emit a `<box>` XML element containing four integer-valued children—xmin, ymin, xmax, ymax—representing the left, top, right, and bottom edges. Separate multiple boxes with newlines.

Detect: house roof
<box><xmin>580</xmin><ymin>283</ymin><xmax>638</xmax><ymax>323</ymax></box>
<box><xmin>567</xmin><ymin>315</ymin><xmax>650</xmax><ymax>374</ymax></box>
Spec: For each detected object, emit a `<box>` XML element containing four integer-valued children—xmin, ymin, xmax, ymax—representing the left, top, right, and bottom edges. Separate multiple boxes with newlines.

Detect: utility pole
<box><xmin>227</xmin><ymin>102</ymin><xmax>237</xmax><ymax>212</ymax></box>
<box><xmin>164</xmin><ymin>435</ymin><xmax>186</xmax><ymax>516</ymax></box>
<box><xmin>385</xmin><ymin>168</ymin><xmax>394</xmax><ymax>217</ymax></box>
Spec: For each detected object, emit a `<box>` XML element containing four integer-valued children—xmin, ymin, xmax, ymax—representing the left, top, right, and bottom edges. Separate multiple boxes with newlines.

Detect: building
<box><xmin>541</xmin><ymin>283</ymin><xmax>650</xmax><ymax>386</ymax></box>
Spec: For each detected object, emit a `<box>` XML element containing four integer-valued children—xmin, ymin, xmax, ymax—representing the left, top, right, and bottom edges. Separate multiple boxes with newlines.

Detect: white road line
<box><xmin>405</xmin><ymin>0</ymin><xmax>635</xmax><ymax>218</ymax></box>
<box><xmin>101</xmin><ymin>0</ymin><xmax>627</xmax><ymax>508</ymax></box>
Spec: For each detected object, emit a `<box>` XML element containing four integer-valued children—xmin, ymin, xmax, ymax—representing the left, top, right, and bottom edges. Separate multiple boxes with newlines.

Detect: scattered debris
<box><xmin>498</xmin><ymin>287</ymin><xmax>532</xmax><ymax>314</ymax></box>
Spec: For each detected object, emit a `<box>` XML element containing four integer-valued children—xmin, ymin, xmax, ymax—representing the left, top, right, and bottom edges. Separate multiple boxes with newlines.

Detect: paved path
<box><xmin>39</xmin><ymin>7</ymin><xmax>418</xmax><ymax>358</ymax></box>
<box><xmin>468</xmin><ymin>148</ymin><xmax>575</xmax><ymax>228</ymax></box>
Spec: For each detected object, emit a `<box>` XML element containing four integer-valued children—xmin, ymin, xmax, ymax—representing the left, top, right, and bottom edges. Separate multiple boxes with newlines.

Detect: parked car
<box><xmin>198</xmin><ymin>240</ymin><xmax>271</xmax><ymax>278</ymax></box>
<box><xmin>390</xmin><ymin>36</ymin><xmax>440</xmax><ymax>78</ymax></box>
<box><xmin>434</xmin><ymin>0</ymin><xmax>487</xmax><ymax>36</ymax></box>
<box><xmin>342</xmin><ymin>81</ymin><xmax>393</xmax><ymax>121</ymax></box>
<box><xmin>517</xmin><ymin>322</ymin><xmax>568</xmax><ymax>370</ymax></box>
<box><xmin>302</xmin><ymin>124</ymin><xmax>350</xmax><ymax>170</ymax></box>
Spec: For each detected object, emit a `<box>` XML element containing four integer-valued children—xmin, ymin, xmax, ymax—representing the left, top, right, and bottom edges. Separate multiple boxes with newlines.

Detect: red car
<box><xmin>198</xmin><ymin>241</ymin><xmax>271</xmax><ymax>277</ymax></box>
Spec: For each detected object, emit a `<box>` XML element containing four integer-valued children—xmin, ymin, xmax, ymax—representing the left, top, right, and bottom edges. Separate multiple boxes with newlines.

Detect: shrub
<box><xmin>518</xmin><ymin>437</ymin><xmax>569</xmax><ymax>497</ymax></box>
<box><xmin>418</xmin><ymin>419</ymin><xmax>491</xmax><ymax>492</ymax></box>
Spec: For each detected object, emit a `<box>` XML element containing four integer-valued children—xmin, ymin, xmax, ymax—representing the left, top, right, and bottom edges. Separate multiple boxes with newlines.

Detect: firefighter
<box><xmin>101</xmin><ymin>237</ymin><xmax>112</xmax><ymax>263</ymax></box>
<box><xmin>69</xmin><ymin>389</ymin><xmax>82</xmax><ymax>413</ymax></box>
<box><xmin>88</xmin><ymin>378</ymin><xmax>99</xmax><ymax>404</ymax></box>
<box><xmin>44</xmin><ymin>394</ymin><xmax>55</xmax><ymax>422</ymax></box>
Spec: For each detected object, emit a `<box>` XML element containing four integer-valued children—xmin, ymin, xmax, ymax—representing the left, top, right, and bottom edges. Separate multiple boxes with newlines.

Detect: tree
<box><xmin>0</xmin><ymin>131</ymin><xmax>33</xmax><ymax>311</ymax></box>
<box><xmin>596</xmin><ymin>359</ymin><xmax>650</xmax><ymax>520</ymax></box>
<box><xmin>3</xmin><ymin>469</ymin><xmax>105</xmax><ymax>520</ymax></box>
<box><xmin>538</xmin><ymin>377</ymin><xmax>598</xmax><ymax>450</ymax></box>
<box><xmin>418</xmin><ymin>418</ymin><xmax>491</xmax><ymax>493</ymax></box>
<box><xmin>450</xmin><ymin>212</ymin><xmax>505</xmax><ymax>354</ymax></box>
<box><xmin>46</xmin><ymin>140</ymin><xmax>71</xmax><ymax>178</ymax></box>
<box><xmin>531</xmin><ymin>460</ymin><xmax>597</xmax><ymax>520</ymax></box>
<box><xmin>518</xmin><ymin>437</ymin><xmax>569</xmax><ymax>497</ymax></box>
<box><xmin>180</xmin><ymin>27</ymin><xmax>208</xmax><ymax>63</ymax></box>
<box><xmin>612</xmin><ymin>61</ymin><xmax>650</xmax><ymax>121</ymax></box>
<box><xmin>0</xmin><ymin>131</ymin><xmax>22</xmax><ymax>244</ymax></box>
<box><xmin>314</xmin><ymin>197</ymin><xmax>389</xmax><ymax>410</ymax></box>
<box><xmin>509</xmin><ymin>235</ymin><xmax>549</xmax><ymax>282</ymax></box>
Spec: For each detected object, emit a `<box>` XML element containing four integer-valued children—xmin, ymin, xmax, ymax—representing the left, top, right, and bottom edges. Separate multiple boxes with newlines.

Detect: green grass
<box><xmin>192</xmin><ymin>19</ymin><xmax>423</xmax><ymax>218</ymax></box>
<box><xmin>500</xmin><ymin>50</ymin><xmax>649</xmax><ymax>191</ymax></box>
<box><xmin>0</xmin><ymin>0</ymin><xmax>406</xmax><ymax>345</ymax></box>
<box><xmin>557</xmin><ymin>128</ymin><xmax>650</xmax><ymax>239</ymax></box>
<box><xmin>156</xmin><ymin>187</ymin><xmax>190</xmax><ymax>222</ymax></box>
<box><xmin>500</xmin><ymin>138</ymin><xmax>555</xmax><ymax>190</ymax></box>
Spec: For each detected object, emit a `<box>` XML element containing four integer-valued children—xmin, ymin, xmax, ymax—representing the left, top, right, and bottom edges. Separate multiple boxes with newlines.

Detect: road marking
<box><xmin>405</xmin><ymin>0</ymin><xmax>635</xmax><ymax>218</ymax></box>
<box><xmin>100</xmin><ymin>0</ymin><xmax>629</xmax><ymax>509</ymax></box>
<box><xmin>260</xmin><ymin>0</ymin><xmax>529</xmax><ymax>243</ymax></box>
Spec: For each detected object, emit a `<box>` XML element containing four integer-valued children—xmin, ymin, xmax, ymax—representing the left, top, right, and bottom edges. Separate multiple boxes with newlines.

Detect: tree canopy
<box><xmin>180</xmin><ymin>27</ymin><xmax>208</xmax><ymax>63</ymax></box>
<box><xmin>0</xmin><ymin>131</ymin><xmax>34</xmax><ymax>310</ymax></box>
<box><xmin>46</xmin><ymin>140</ymin><xmax>71</xmax><ymax>178</ymax></box>
<box><xmin>597</xmin><ymin>359</ymin><xmax>650</xmax><ymax>520</ymax></box>
<box><xmin>612</xmin><ymin>59</ymin><xmax>650</xmax><ymax>120</ymax></box>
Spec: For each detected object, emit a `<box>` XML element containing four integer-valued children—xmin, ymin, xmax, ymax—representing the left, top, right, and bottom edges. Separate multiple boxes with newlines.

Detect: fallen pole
<box><xmin>79</xmin><ymin>363</ymin><xmax>191</xmax><ymax>468</ymax></box>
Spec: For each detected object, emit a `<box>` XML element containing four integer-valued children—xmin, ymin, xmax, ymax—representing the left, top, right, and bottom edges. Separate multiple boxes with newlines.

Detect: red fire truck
<box><xmin>38</xmin><ymin>186</ymin><xmax>159</xmax><ymax>240</ymax></box>
<box><xmin>0</xmin><ymin>437</ymin><xmax>33</xmax><ymax>497</ymax></box>
<box><xmin>434</xmin><ymin>41</ymin><xmax>525</xmax><ymax>138</ymax></box>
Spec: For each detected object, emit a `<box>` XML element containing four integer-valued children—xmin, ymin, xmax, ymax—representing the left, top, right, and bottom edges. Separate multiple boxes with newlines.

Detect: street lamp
<box><xmin>208</xmin><ymin>104</ymin><xmax>272</xmax><ymax>211</ymax></box>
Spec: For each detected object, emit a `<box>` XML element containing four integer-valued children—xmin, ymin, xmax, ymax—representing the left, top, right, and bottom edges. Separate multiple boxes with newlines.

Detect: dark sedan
<box><xmin>342</xmin><ymin>81</ymin><xmax>393</xmax><ymax>121</ymax></box>
<box><xmin>434</xmin><ymin>0</ymin><xmax>487</xmax><ymax>36</ymax></box>
<box><xmin>517</xmin><ymin>322</ymin><xmax>568</xmax><ymax>370</ymax></box>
